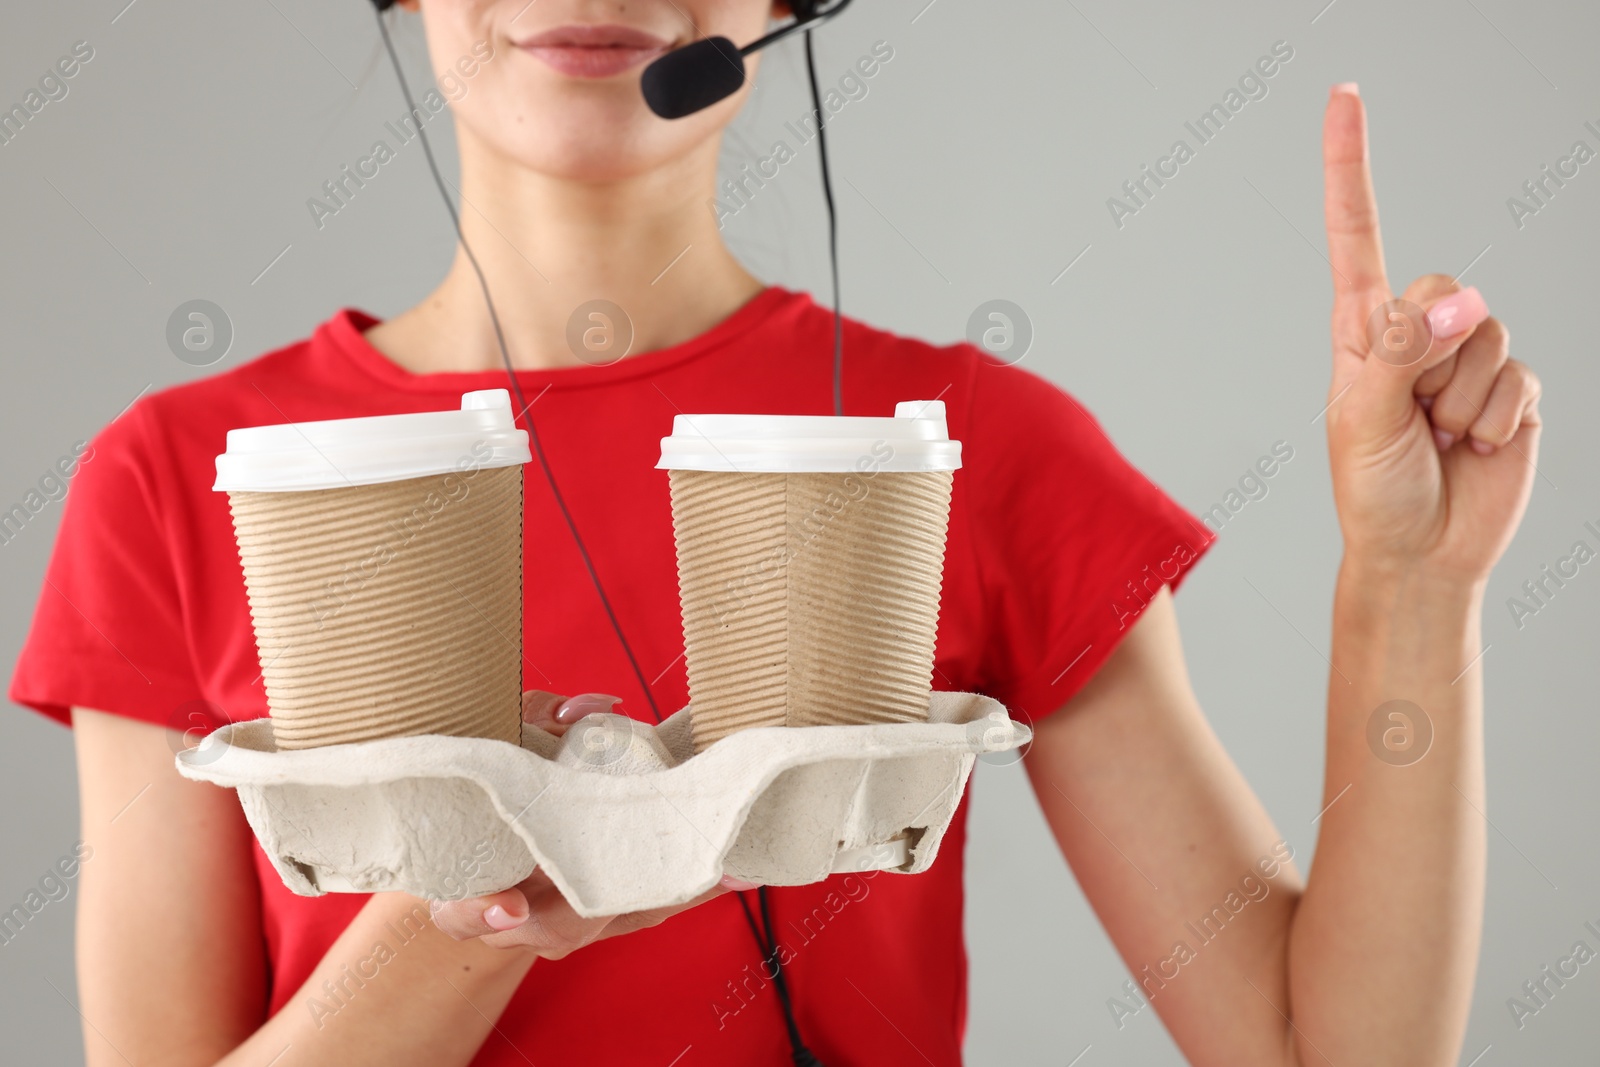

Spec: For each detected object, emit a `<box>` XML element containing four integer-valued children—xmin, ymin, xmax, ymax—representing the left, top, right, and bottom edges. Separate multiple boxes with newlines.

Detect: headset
<box><xmin>368</xmin><ymin>3</ymin><xmax>852</xmax><ymax>1064</ymax></box>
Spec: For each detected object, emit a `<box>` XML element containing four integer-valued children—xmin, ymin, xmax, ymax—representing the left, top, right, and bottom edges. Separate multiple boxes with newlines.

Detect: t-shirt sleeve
<box><xmin>962</xmin><ymin>357</ymin><xmax>1213</xmax><ymax>723</ymax></box>
<box><xmin>9</xmin><ymin>402</ymin><xmax>201</xmax><ymax>728</ymax></box>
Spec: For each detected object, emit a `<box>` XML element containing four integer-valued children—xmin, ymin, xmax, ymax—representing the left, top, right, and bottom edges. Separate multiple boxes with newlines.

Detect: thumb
<box><xmin>522</xmin><ymin>690</ymin><xmax>625</xmax><ymax>738</ymax></box>
<box><xmin>1351</xmin><ymin>281</ymin><xmax>1489</xmax><ymax>424</ymax></box>
<box><xmin>521</xmin><ymin>690</ymin><xmax>570</xmax><ymax>735</ymax></box>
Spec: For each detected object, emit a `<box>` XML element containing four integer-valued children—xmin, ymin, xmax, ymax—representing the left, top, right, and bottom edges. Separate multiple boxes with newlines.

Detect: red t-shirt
<box><xmin>11</xmin><ymin>287</ymin><xmax>1210</xmax><ymax>1066</ymax></box>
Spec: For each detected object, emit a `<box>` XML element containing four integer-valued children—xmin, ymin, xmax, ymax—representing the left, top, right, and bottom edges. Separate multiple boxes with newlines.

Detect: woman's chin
<box><xmin>466</xmin><ymin>113</ymin><xmax>705</xmax><ymax>184</ymax></box>
<box><xmin>510</xmin><ymin>139</ymin><xmax>669</xmax><ymax>183</ymax></box>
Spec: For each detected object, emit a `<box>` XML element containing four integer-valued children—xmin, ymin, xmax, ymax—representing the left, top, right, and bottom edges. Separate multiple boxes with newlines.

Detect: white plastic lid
<box><xmin>657</xmin><ymin>400</ymin><xmax>961</xmax><ymax>473</ymax></box>
<box><xmin>213</xmin><ymin>390</ymin><xmax>532</xmax><ymax>492</ymax></box>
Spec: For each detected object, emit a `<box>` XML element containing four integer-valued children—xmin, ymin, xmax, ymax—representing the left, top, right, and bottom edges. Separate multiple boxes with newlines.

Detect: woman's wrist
<box><xmin>1333</xmin><ymin>553</ymin><xmax>1486</xmax><ymax>697</ymax></box>
<box><xmin>1336</xmin><ymin>553</ymin><xmax>1487</xmax><ymax>620</ymax></box>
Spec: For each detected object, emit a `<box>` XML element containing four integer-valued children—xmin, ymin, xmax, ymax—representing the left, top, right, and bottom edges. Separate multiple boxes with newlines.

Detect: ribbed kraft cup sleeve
<box><xmin>226</xmin><ymin>465</ymin><xmax>524</xmax><ymax>750</ymax></box>
<box><xmin>671</xmin><ymin>468</ymin><xmax>953</xmax><ymax>751</ymax></box>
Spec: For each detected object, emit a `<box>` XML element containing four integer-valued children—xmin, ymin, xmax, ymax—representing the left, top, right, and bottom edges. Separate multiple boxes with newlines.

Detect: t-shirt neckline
<box><xmin>323</xmin><ymin>285</ymin><xmax>796</xmax><ymax>394</ymax></box>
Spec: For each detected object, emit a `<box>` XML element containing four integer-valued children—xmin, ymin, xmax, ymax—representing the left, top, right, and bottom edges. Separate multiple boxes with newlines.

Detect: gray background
<box><xmin>2</xmin><ymin>0</ymin><xmax>1596</xmax><ymax>1063</ymax></box>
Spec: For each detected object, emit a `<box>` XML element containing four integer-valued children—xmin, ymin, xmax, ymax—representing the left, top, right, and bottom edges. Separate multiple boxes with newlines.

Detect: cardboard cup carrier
<box><xmin>658</xmin><ymin>401</ymin><xmax>962</xmax><ymax>751</ymax></box>
<box><xmin>213</xmin><ymin>391</ymin><xmax>531</xmax><ymax>750</ymax></box>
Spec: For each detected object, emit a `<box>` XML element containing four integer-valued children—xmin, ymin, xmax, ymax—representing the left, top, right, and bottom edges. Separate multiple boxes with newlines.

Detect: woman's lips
<box><xmin>516</xmin><ymin>24</ymin><xmax>672</xmax><ymax>78</ymax></box>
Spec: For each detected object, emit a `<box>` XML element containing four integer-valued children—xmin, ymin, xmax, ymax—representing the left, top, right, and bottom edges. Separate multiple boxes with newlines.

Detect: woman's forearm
<box><xmin>216</xmin><ymin>893</ymin><xmax>537</xmax><ymax>1067</ymax></box>
<box><xmin>1287</xmin><ymin>557</ymin><xmax>1487</xmax><ymax>1065</ymax></box>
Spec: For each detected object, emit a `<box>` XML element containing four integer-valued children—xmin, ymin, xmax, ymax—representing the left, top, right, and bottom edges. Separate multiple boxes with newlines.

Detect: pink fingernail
<box><xmin>1433</xmin><ymin>428</ymin><xmax>1455</xmax><ymax>451</ymax></box>
<box><xmin>555</xmin><ymin>694</ymin><xmax>622</xmax><ymax>723</ymax></box>
<box><xmin>1426</xmin><ymin>287</ymin><xmax>1488</xmax><ymax>338</ymax></box>
<box><xmin>1470</xmin><ymin>438</ymin><xmax>1496</xmax><ymax>455</ymax></box>
<box><xmin>719</xmin><ymin>875</ymin><xmax>762</xmax><ymax>891</ymax></box>
<box><xmin>1331</xmin><ymin>82</ymin><xmax>1359</xmax><ymax>96</ymax></box>
<box><xmin>483</xmin><ymin>904</ymin><xmax>528</xmax><ymax>931</ymax></box>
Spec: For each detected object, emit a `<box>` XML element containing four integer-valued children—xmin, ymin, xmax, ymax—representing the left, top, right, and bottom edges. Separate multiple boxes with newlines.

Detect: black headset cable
<box><xmin>800</xmin><ymin>22</ymin><xmax>844</xmax><ymax>418</ymax></box>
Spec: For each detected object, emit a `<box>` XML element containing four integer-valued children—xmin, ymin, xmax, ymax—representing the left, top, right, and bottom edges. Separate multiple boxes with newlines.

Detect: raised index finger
<box><xmin>1323</xmin><ymin>84</ymin><xmax>1389</xmax><ymax>303</ymax></box>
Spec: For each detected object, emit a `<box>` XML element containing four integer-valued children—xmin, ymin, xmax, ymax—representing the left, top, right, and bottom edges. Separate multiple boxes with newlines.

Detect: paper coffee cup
<box><xmin>214</xmin><ymin>390</ymin><xmax>532</xmax><ymax>750</ymax></box>
<box><xmin>658</xmin><ymin>401</ymin><xmax>962</xmax><ymax>751</ymax></box>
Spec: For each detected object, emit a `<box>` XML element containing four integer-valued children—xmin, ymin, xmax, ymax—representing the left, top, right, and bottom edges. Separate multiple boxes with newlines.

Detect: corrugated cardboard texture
<box><xmin>227</xmin><ymin>466</ymin><xmax>524</xmax><ymax>749</ymax></box>
<box><xmin>671</xmin><ymin>469</ymin><xmax>954</xmax><ymax>751</ymax></box>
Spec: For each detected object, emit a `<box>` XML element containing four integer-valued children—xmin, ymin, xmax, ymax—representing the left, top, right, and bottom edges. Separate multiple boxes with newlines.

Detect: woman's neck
<box><xmin>366</xmin><ymin>126</ymin><xmax>763</xmax><ymax>374</ymax></box>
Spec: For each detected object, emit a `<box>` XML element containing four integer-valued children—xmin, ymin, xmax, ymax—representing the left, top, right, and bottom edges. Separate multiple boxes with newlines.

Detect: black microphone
<box><xmin>640</xmin><ymin>37</ymin><xmax>748</xmax><ymax>120</ymax></box>
<box><xmin>640</xmin><ymin>0</ymin><xmax>854</xmax><ymax>119</ymax></box>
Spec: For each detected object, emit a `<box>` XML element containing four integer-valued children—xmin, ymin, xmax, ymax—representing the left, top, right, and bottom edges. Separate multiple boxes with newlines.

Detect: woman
<box><xmin>11</xmin><ymin>1</ymin><xmax>1539</xmax><ymax>1065</ymax></box>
